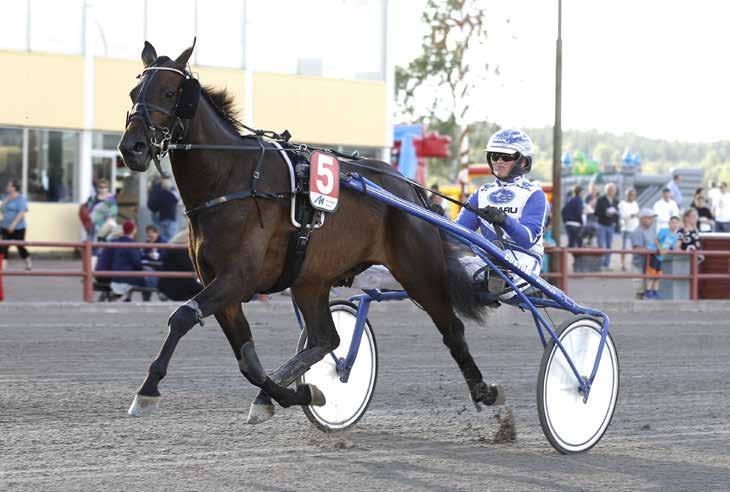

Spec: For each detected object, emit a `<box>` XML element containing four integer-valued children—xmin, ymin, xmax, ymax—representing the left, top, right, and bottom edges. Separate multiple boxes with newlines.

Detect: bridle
<box><xmin>125</xmin><ymin>63</ymin><xmax>201</xmax><ymax>175</ymax></box>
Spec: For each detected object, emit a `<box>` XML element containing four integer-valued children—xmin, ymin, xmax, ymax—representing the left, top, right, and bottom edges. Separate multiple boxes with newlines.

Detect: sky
<box><xmin>391</xmin><ymin>0</ymin><xmax>730</xmax><ymax>143</ymax></box>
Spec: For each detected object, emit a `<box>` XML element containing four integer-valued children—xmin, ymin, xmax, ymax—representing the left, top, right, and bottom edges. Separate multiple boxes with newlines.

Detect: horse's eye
<box><xmin>164</xmin><ymin>90</ymin><xmax>176</xmax><ymax>98</ymax></box>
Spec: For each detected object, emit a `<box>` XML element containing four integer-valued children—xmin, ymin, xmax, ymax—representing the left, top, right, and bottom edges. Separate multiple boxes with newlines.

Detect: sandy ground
<box><xmin>1</xmin><ymin>301</ymin><xmax>729</xmax><ymax>491</ymax></box>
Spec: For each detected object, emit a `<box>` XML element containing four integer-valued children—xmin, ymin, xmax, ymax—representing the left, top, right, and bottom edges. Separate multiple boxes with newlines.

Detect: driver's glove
<box><xmin>478</xmin><ymin>206</ymin><xmax>507</xmax><ymax>226</ymax></box>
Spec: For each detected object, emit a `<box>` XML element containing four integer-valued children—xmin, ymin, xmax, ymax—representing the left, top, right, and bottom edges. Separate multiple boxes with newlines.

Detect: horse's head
<box><xmin>119</xmin><ymin>40</ymin><xmax>201</xmax><ymax>172</ymax></box>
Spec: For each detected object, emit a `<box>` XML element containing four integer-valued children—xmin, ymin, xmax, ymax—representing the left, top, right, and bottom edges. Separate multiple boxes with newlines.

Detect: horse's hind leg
<box><xmin>247</xmin><ymin>284</ymin><xmax>340</xmax><ymax>425</ymax></box>
<box><xmin>388</xmin><ymin>248</ymin><xmax>504</xmax><ymax>410</ymax></box>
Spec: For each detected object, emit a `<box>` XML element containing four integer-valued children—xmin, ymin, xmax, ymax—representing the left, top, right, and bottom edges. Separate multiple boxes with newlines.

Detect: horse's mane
<box><xmin>201</xmin><ymin>86</ymin><xmax>246</xmax><ymax>135</ymax></box>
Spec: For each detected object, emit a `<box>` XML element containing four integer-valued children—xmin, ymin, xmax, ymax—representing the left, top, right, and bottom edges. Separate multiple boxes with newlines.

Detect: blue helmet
<box><xmin>484</xmin><ymin>129</ymin><xmax>534</xmax><ymax>177</ymax></box>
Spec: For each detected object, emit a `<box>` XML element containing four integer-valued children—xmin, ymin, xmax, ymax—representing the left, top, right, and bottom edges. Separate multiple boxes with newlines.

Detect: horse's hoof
<box><xmin>247</xmin><ymin>402</ymin><xmax>275</xmax><ymax>425</ymax></box>
<box><xmin>303</xmin><ymin>383</ymin><xmax>326</xmax><ymax>407</ymax></box>
<box><xmin>128</xmin><ymin>394</ymin><xmax>160</xmax><ymax>417</ymax></box>
<box><xmin>492</xmin><ymin>385</ymin><xmax>506</xmax><ymax>406</ymax></box>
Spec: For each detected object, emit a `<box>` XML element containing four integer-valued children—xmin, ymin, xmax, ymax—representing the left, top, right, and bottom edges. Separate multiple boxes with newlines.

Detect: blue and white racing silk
<box><xmin>456</xmin><ymin>176</ymin><xmax>550</xmax><ymax>298</ymax></box>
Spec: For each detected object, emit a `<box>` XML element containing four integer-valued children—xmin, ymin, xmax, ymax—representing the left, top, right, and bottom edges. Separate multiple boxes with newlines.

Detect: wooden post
<box><xmin>83</xmin><ymin>240</ymin><xmax>93</xmax><ymax>302</ymax></box>
<box><xmin>560</xmin><ymin>247</ymin><xmax>569</xmax><ymax>293</ymax></box>
<box><xmin>0</xmin><ymin>253</ymin><xmax>4</xmax><ymax>301</ymax></box>
<box><xmin>690</xmin><ymin>249</ymin><xmax>699</xmax><ymax>300</ymax></box>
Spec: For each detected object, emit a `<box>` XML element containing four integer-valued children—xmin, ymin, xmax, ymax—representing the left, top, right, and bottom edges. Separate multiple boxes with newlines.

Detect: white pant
<box><xmin>351</xmin><ymin>251</ymin><xmax>541</xmax><ymax>299</ymax></box>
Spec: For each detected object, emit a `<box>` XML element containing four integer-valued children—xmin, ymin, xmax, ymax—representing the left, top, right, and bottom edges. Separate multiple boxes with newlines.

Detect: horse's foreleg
<box><xmin>247</xmin><ymin>285</ymin><xmax>340</xmax><ymax>425</ymax></box>
<box><xmin>128</xmin><ymin>274</ymin><xmax>246</xmax><ymax>417</ymax></box>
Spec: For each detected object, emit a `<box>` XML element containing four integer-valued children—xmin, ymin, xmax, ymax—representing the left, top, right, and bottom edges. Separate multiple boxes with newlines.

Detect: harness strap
<box><xmin>261</xmin><ymin>227</ymin><xmax>311</xmax><ymax>294</ymax></box>
<box><xmin>184</xmin><ymin>190</ymin><xmax>291</xmax><ymax>216</ymax></box>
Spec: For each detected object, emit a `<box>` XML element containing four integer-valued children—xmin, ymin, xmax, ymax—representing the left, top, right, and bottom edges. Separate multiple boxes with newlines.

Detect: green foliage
<box><xmin>395</xmin><ymin>0</ymin><xmax>491</xmax><ymax>180</ymax></box>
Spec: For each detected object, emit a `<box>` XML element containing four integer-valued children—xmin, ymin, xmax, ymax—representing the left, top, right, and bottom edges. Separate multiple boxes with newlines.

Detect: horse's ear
<box><xmin>141</xmin><ymin>41</ymin><xmax>157</xmax><ymax>67</ymax></box>
<box><xmin>175</xmin><ymin>37</ymin><xmax>196</xmax><ymax>67</ymax></box>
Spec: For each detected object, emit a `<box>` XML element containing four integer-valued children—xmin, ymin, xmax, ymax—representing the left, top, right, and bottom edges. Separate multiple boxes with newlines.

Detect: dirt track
<box><xmin>1</xmin><ymin>302</ymin><xmax>729</xmax><ymax>490</ymax></box>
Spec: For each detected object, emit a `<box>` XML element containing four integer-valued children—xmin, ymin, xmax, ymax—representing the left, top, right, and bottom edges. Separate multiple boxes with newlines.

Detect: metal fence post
<box><xmin>83</xmin><ymin>240</ymin><xmax>93</xmax><ymax>302</ymax></box>
<box><xmin>690</xmin><ymin>249</ymin><xmax>699</xmax><ymax>300</ymax></box>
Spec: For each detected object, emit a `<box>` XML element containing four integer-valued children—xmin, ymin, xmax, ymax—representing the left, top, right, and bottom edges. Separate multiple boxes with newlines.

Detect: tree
<box><xmin>396</xmin><ymin>0</ymin><xmax>492</xmax><ymax>180</ymax></box>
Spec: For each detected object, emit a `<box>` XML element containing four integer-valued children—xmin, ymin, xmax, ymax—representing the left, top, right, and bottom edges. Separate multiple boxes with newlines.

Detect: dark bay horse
<box><xmin>119</xmin><ymin>41</ymin><xmax>504</xmax><ymax>423</ymax></box>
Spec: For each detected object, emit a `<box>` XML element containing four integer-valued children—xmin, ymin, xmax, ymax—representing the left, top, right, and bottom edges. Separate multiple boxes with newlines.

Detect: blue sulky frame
<box><xmin>293</xmin><ymin>173</ymin><xmax>611</xmax><ymax>403</ymax></box>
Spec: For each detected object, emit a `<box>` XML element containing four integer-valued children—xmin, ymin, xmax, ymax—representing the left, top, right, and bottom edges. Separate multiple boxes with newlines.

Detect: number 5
<box><xmin>316</xmin><ymin>154</ymin><xmax>334</xmax><ymax>194</ymax></box>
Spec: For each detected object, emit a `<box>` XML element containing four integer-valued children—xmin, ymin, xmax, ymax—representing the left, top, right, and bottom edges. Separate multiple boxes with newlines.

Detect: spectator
<box><xmin>142</xmin><ymin>225</ymin><xmax>165</xmax><ymax>263</ymax></box>
<box><xmin>561</xmin><ymin>185</ymin><xmax>584</xmax><ymax>248</ymax></box>
<box><xmin>158</xmin><ymin>229</ymin><xmax>202</xmax><ymax>301</ymax></box>
<box><xmin>147</xmin><ymin>175</ymin><xmax>180</xmax><ymax>241</ymax></box>
<box><xmin>140</xmin><ymin>225</ymin><xmax>166</xmax><ymax>301</ymax></box>
<box><xmin>714</xmin><ymin>182</ymin><xmax>730</xmax><ymax>232</ymax></box>
<box><xmin>86</xmin><ymin>178</ymin><xmax>118</xmax><ymax>244</ymax></box>
<box><xmin>678</xmin><ymin>208</ymin><xmax>702</xmax><ymax>254</ymax></box>
<box><xmin>595</xmin><ymin>183</ymin><xmax>619</xmax><ymax>269</ymax></box>
<box><xmin>0</xmin><ymin>179</ymin><xmax>32</xmax><ymax>271</ymax></box>
<box><xmin>581</xmin><ymin>194</ymin><xmax>598</xmax><ymax>246</ymax></box>
<box><xmin>427</xmin><ymin>184</ymin><xmax>447</xmax><ymax>217</ymax></box>
<box><xmin>653</xmin><ymin>187</ymin><xmax>680</xmax><ymax>231</ymax></box>
<box><xmin>618</xmin><ymin>188</ymin><xmax>639</xmax><ymax>271</ymax></box>
<box><xmin>667</xmin><ymin>174</ymin><xmax>683</xmax><ymax>208</ymax></box>
<box><xmin>691</xmin><ymin>194</ymin><xmax>715</xmax><ymax>232</ymax></box>
<box><xmin>707</xmin><ymin>181</ymin><xmax>721</xmax><ymax>211</ymax></box>
<box><xmin>630</xmin><ymin>209</ymin><xmax>663</xmax><ymax>300</ymax></box>
<box><xmin>108</xmin><ymin>220</ymin><xmax>148</xmax><ymax>300</ymax></box>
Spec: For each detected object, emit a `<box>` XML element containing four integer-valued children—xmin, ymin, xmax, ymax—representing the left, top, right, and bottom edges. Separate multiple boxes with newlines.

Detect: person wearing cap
<box><xmin>653</xmin><ymin>187</ymin><xmax>680</xmax><ymax>231</ymax></box>
<box><xmin>455</xmin><ymin>129</ymin><xmax>549</xmax><ymax>297</ymax></box>
<box><xmin>630</xmin><ymin>209</ymin><xmax>663</xmax><ymax>299</ymax></box>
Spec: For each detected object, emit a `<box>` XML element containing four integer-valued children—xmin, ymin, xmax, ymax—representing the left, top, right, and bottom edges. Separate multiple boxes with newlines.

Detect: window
<box><xmin>0</xmin><ymin>128</ymin><xmax>24</xmax><ymax>191</ymax></box>
<box><xmin>93</xmin><ymin>132</ymin><xmax>123</xmax><ymax>151</ymax></box>
<box><xmin>146</xmin><ymin>0</ymin><xmax>196</xmax><ymax>59</ymax></box>
<box><xmin>92</xmin><ymin>0</ymin><xmax>145</xmax><ymax>59</ymax></box>
<box><xmin>27</xmin><ymin>129</ymin><xmax>80</xmax><ymax>202</ymax></box>
<box><xmin>247</xmin><ymin>0</ymin><xmax>385</xmax><ymax>80</ymax></box>
<box><xmin>196</xmin><ymin>0</ymin><xmax>244</xmax><ymax>68</ymax></box>
<box><xmin>0</xmin><ymin>1</ymin><xmax>28</xmax><ymax>51</ymax></box>
<box><xmin>29</xmin><ymin>0</ymin><xmax>83</xmax><ymax>55</ymax></box>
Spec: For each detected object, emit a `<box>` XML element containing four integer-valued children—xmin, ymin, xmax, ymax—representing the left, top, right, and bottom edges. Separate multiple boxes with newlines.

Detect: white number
<box><xmin>316</xmin><ymin>154</ymin><xmax>334</xmax><ymax>194</ymax></box>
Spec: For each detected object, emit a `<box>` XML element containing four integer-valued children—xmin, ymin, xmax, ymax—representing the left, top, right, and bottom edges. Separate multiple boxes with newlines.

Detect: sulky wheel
<box><xmin>537</xmin><ymin>315</ymin><xmax>619</xmax><ymax>454</ymax></box>
<box><xmin>297</xmin><ymin>300</ymin><xmax>378</xmax><ymax>431</ymax></box>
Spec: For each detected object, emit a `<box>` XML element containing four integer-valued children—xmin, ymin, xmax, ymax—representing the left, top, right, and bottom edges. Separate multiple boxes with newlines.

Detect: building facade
<box><xmin>0</xmin><ymin>0</ymin><xmax>394</xmax><ymax>243</ymax></box>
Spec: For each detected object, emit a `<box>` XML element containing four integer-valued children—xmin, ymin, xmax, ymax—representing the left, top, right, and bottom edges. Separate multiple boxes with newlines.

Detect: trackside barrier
<box><xmin>1</xmin><ymin>240</ymin><xmax>729</xmax><ymax>301</ymax></box>
<box><xmin>0</xmin><ymin>240</ymin><xmax>195</xmax><ymax>302</ymax></box>
<box><xmin>542</xmin><ymin>247</ymin><xmax>730</xmax><ymax>300</ymax></box>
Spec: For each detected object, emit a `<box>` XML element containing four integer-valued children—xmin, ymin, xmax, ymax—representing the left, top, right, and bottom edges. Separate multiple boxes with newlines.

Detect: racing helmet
<box><xmin>484</xmin><ymin>129</ymin><xmax>534</xmax><ymax>177</ymax></box>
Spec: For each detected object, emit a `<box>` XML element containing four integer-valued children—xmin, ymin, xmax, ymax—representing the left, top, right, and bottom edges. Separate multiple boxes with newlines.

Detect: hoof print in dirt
<box><xmin>492</xmin><ymin>407</ymin><xmax>517</xmax><ymax>444</ymax></box>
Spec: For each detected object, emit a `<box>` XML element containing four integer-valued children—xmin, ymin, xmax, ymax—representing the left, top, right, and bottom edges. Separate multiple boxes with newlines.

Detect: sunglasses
<box><xmin>488</xmin><ymin>152</ymin><xmax>520</xmax><ymax>162</ymax></box>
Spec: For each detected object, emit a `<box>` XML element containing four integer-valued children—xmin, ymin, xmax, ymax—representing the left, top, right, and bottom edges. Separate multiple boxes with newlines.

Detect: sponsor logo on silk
<box><xmin>488</xmin><ymin>189</ymin><xmax>515</xmax><ymax>204</ymax></box>
<box><xmin>493</xmin><ymin>130</ymin><xmax>527</xmax><ymax>145</ymax></box>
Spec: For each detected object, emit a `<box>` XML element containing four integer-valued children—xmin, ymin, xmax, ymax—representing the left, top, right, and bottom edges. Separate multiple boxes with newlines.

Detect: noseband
<box><xmin>126</xmin><ymin>65</ymin><xmax>201</xmax><ymax>174</ymax></box>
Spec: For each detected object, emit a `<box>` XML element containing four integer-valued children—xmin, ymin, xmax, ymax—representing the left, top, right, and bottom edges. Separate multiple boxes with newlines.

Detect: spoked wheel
<box><xmin>297</xmin><ymin>301</ymin><xmax>378</xmax><ymax>431</ymax></box>
<box><xmin>537</xmin><ymin>315</ymin><xmax>619</xmax><ymax>454</ymax></box>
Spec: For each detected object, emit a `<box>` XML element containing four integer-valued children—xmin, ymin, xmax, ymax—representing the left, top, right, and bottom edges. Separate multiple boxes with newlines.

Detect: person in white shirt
<box><xmin>653</xmin><ymin>188</ymin><xmax>680</xmax><ymax>231</ymax></box>
<box><xmin>618</xmin><ymin>188</ymin><xmax>639</xmax><ymax>271</ymax></box>
<box><xmin>715</xmin><ymin>182</ymin><xmax>730</xmax><ymax>232</ymax></box>
<box><xmin>667</xmin><ymin>174</ymin><xmax>683</xmax><ymax>209</ymax></box>
<box><xmin>707</xmin><ymin>181</ymin><xmax>722</xmax><ymax>211</ymax></box>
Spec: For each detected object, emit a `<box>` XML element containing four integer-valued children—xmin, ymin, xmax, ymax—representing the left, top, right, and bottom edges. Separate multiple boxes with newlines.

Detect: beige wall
<box><xmin>94</xmin><ymin>59</ymin><xmax>248</xmax><ymax>132</ymax></box>
<box><xmin>24</xmin><ymin>203</ymin><xmax>81</xmax><ymax>245</ymax></box>
<box><xmin>0</xmin><ymin>51</ymin><xmax>386</xmax><ymax>148</ymax></box>
<box><xmin>0</xmin><ymin>51</ymin><xmax>84</xmax><ymax>129</ymax></box>
<box><xmin>253</xmin><ymin>72</ymin><xmax>387</xmax><ymax>147</ymax></box>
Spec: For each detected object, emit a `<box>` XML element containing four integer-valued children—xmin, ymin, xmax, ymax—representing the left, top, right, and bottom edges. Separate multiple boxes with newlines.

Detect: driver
<box><xmin>456</xmin><ymin>129</ymin><xmax>550</xmax><ymax>297</ymax></box>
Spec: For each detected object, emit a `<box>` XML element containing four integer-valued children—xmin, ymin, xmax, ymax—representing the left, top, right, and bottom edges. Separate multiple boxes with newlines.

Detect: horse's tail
<box><xmin>440</xmin><ymin>230</ymin><xmax>489</xmax><ymax>322</ymax></box>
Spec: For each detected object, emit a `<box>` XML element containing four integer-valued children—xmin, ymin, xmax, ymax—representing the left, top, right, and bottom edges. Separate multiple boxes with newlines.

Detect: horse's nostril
<box><xmin>132</xmin><ymin>141</ymin><xmax>147</xmax><ymax>153</ymax></box>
